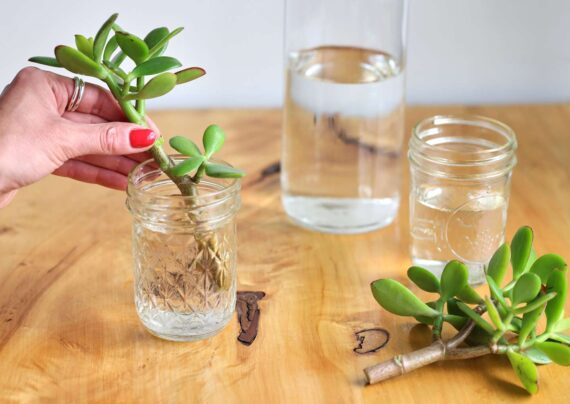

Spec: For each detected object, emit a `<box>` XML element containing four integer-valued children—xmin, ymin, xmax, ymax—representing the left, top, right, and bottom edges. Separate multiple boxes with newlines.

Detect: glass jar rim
<box><xmin>409</xmin><ymin>114</ymin><xmax>517</xmax><ymax>180</ymax></box>
<box><xmin>411</xmin><ymin>114</ymin><xmax>517</xmax><ymax>161</ymax></box>
<box><xmin>127</xmin><ymin>155</ymin><xmax>240</xmax><ymax>204</ymax></box>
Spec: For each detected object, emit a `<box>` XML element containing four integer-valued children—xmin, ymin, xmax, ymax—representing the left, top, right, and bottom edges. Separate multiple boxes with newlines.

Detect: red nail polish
<box><xmin>130</xmin><ymin>129</ymin><xmax>157</xmax><ymax>148</ymax></box>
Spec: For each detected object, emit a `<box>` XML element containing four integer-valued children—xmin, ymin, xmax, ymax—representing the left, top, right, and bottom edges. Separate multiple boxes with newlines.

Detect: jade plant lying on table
<box><xmin>366</xmin><ymin>226</ymin><xmax>569</xmax><ymax>394</ymax></box>
<box><xmin>29</xmin><ymin>13</ymin><xmax>244</xmax><ymax>289</ymax></box>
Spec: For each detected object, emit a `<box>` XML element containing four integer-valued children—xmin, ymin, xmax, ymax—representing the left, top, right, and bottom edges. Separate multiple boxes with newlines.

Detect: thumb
<box><xmin>61</xmin><ymin>121</ymin><xmax>158</xmax><ymax>157</ymax></box>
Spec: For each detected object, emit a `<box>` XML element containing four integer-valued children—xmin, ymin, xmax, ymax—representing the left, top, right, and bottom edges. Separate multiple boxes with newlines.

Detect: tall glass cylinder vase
<box><xmin>282</xmin><ymin>0</ymin><xmax>408</xmax><ymax>234</ymax></box>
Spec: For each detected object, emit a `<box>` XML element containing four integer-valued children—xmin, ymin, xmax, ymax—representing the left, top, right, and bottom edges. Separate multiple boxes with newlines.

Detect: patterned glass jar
<box><xmin>127</xmin><ymin>156</ymin><xmax>241</xmax><ymax>341</ymax></box>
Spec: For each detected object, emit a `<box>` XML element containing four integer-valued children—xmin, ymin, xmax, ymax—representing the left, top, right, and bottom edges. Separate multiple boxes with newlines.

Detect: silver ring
<box><xmin>66</xmin><ymin>76</ymin><xmax>85</xmax><ymax>112</ymax></box>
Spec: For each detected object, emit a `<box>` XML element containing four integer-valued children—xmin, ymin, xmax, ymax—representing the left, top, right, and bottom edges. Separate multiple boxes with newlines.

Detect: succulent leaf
<box><xmin>131</xmin><ymin>56</ymin><xmax>182</xmax><ymax>78</ymax></box>
<box><xmin>54</xmin><ymin>45</ymin><xmax>107</xmax><ymax>79</ymax></box>
<box><xmin>511</xmin><ymin>226</ymin><xmax>534</xmax><ymax>279</ymax></box>
<box><xmin>116</xmin><ymin>31</ymin><xmax>149</xmax><ymax>64</ymax></box>
<box><xmin>487</xmin><ymin>243</ymin><xmax>510</xmax><ymax>285</ymax></box>
<box><xmin>175</xmin><ymin>67</ymin><xmax>206</xmax><ymax>84</ymax></box>
<box><xmin>440</xmin><ymin>260</ymin><xmax>468</xmax><ymax>301</ymax></box>
<box><xmin>93</xmin><ymin>13</ymin><xmax>118</xmax><ymax>62</ymax></box>
<box><xmin>507</xmin><ymin>350</ymin><xmax>538</xmax><ymax>394</ymax></box>
<box><xmin>28</xmin><ymin>56</ymin><xmax>61</xmax><ymax>67</ymax></box>
<box><xmin>370</xmin><ymin>279</ymin><xmax>439</xmax><ymax>318</ymax></box>
<box><xmin>124</xmin><ymin>72</ymin><xmax>177</xmax><ymax>100</ymax></box>
<box><xmin>169</xmin><ymin>136</ymin><xmax>202</xmax><ymax>157</ymax></box>
<box><xmin>530</xmin><ymin>254</ymin><xmax>567</xmax><ymax>284</ymax></box>
<box><xmin>204</xmin><ymin>163</ymin><xmax>245</xmax><ymax>178</ymax></box>
<box><xmin>407</xmin><ymin>266</ymin><xmax>440</xmax><ymax>293</ymax></box>
<box><xmin>169</xmin><ymin>156</ymin><xmax>204</xmax><ymax>177</ymax></box>
<box><xmin>535</xmin><ymin>342</ymin><xmax>570</xmax><ymax>366</ymax></box>
<box><xmin>512</xmin><ymin>273</ymin><xmax>542</xmax><ymax>306</ymax></box>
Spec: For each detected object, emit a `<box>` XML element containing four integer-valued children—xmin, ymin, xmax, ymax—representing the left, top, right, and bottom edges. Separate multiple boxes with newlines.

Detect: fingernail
<box><xmin>130</xmin><ymin>129</ymin><xmax>157</xmax><ymax>148</ymax></box>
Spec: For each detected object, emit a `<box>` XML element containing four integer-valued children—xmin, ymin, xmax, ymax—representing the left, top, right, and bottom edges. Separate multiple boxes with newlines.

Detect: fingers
<box><xmin>58</xmin><ymin>121</ymin><xmax>157</xmax><ymax>158</ymax></box>
<box><xmin>75</xmin><ymin>155</ymin><xmax>138</xmax><ymax>176</ymax></box>
<box><xmin>62</xmin><ymin>111</ymin><xmax>107</xmax><ymax>124</ymax></box>
<box><xmin>45</xmin><ymin>71</ymin><xmax>126</xmax><ymax>121</ymax></box>
<box><xmin>53</xmin><ymin>160</ymin><xmax>128</xmax><ymax>190</ymax></box>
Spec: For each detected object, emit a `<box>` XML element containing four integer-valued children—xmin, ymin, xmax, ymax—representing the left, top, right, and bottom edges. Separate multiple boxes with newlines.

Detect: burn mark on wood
<box><xmin>353</xmin><ymin>328</ymin><xmax>390</xmax><ymax>354</ymax></box>
<box><xmin>260</xmin><ymin>161</ymin><xmax>280</xmax><ymax>178</ymax></box>
<box><xmin>236</xmin><ymin>291</ymin><xmax>266</xmax><ymax>346</ymax></box>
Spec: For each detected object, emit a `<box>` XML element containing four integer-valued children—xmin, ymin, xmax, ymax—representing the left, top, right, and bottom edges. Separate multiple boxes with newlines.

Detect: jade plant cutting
<box><xmin>29</xmin><ymin>13</ymin><xmax>244</xmax><ymax>290</ymax></box>
<box><xmin>365</xmin><ymin>226</ymin><xmax>569</xmax><ymax>394</ymax></box>
<box><xmin>29</xmin><ymin>13</ymin><xmax>243</xmax><ymax>192</ymax></box>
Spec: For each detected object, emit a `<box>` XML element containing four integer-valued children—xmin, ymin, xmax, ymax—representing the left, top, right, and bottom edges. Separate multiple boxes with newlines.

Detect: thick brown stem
<box><xmin>364</xmin><ymin>340</ymin><xmax>447</xmax><ymax>384</ymax></box>
<box><xmin>364</xmin><ymin>319</ymin><xmax>492</xmax><ymax>385</ymax></box>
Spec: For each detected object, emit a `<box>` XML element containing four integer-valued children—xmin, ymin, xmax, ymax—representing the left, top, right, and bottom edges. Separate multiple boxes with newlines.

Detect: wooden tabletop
<box><xmin>0</xmin><ymin>105</ymin><xmax>569</xmax><ymax>402</ymax></box>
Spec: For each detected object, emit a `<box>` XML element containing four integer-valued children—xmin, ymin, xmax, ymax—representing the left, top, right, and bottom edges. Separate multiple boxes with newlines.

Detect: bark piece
<box><xmin>236</xmin><ymin>291</ymin><xmax>266</xmax><ymax>346</ymax></box>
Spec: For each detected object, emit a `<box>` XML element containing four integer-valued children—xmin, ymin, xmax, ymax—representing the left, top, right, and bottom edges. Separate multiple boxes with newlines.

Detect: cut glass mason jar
<box><xmin>127</xmin><ymin>157</ymin><xmax>241</xmax><ymax>341</ymax></box>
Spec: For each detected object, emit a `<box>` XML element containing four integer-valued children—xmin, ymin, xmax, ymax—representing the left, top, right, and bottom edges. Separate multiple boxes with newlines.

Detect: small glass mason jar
<box><xmin>127</xmin><ymin>157</ymin><xmax>241</xmax><ymax>341</ymax></box>
<box><xmin>408</xmin><ymin>116</ymin><xmax>517</xmax><ymax>285</ymax></box>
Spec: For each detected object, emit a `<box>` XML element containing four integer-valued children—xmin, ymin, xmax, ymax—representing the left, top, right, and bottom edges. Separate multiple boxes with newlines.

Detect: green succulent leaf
<box><xmin>456</xmin><ymin>285</ymin><xmax>483</xmax><ymax>304</ymax></box>
<box><xmin>507</xmin><ymin>350</ymin><xmax>538</xmax><ymax>394</ymax></box>
<box><xmin>554</xmin><ymin>318</ymin><xmax>570</xmax><ymax>332</ymax></box>
<box><xmin>511</xmin><ymin>226</ymin><xmax>533</xmax><ymax>279</ymax></box>
<box><xmin>124</xmin><ymin>72</ymin><xmax>177</xmax><ymax>100</ymax></box>
<box><xmin>407</xmin><ymin>266</ymin><xmax>440</xmax><ymax>293</ymax></box>
<box><xmin>549</xmin><ymin>333</ymin><xmax>570</xmax><ymax>344</ymax></box>
<box><xmin>148</xmin><ymin>27</ymin><xmax>183</xmax><ymax>57</ymax></box>
<box><xmin>131</xmin><ymin>56</ymin><xmax>182</xmax><ymax>78</ymax></box>
<box><xmin>203</xmin><ymin>124</ymin><xmax>226</xmax><ymax>158</ymax></box>
<box><xmin>169</xmin><ymin>156</ymin><xmax>204</xmax><ymax>177</ymax></box>
<box><xmin>530</xmin><ymin>254</ymin><xmax>567</xmax><ymax>284</ymax></box>
<box><xmin>487</xmin><ymin>243</ymin><xmax>510</xmax><ymax>285</ymax></box>
<box><xmin>75</xmin><ymin>34</ymin><xmax>93</xmax><ymax>59</ymax></box>
<box><xmin>545</xmin><ymin>269</ymin><xmax>568</xmax><ymax>330</ymax></box>
<box><xmin>116</xmin><ymin>31</ymin><xmax>149</xmax><ymax>64</ymax></box>
<box><xmin>54</xmin><ymin>45</ymin><xmax>107</xmax><ymax>79</ymax></box>
<box><xmin>444</xmin><ymin>315</ymin><xmax>468</xmax><ymax>330</ymax></box>
<box><xmin>93</xmin><ymin>13</ymin><xmax>118</xmax><ymax>62</ymax></box>
<box><xmin>103</xmin><ymin>35</ymin><xmax>118</xmax><ymax>61</ymax></box>
<box><xmin>485</xmin><ymin>296</ymin><xmax>504</xmax><ymax>330</ymax></box>
<box><xmin>440</xmin><ymin>260</ymin><xmax>468</xmax><ymax>301</ymax></box>
<box><xmin>512</xmin><ymin>273</ymin><xmax>542</xmax><ymax>306</ymax></box>
<box><xmin>486</xmin><ymin>275</ymin><xmax>508</xmax><ymax>311</ymax></box>
<box><xmin>535</xmin><ymin>342</ymin><xmax>570</xmax><ymax>366</ymax></box>
<box><xmin>28</xmin><ymin>56</ymin><xmax>61</xmax><ymax>67</ymax></box>
<box><xmin>371</xmin><ymin>279</ymin><xmax>439</xmax><ymax>318</ymax></box>
<box><xmin>456</xmin><ymin>301</ymin><xmax>495</xmax><ymax>334</ymax></box>
<box><xmin>175</xmin><ymin>67</ymin><xmax>206</xmax><ymax>84</ymax></box>
<box><xmin>523</xmin><ymin>347</ymin><xmax>552</xmax><ymax>365</ymax></box>
<box><xmin>205</xmin><ymin>163</ymin><xmax>245</xmax><ymax>178</ymax></box>
<box><xmin>515</xmin><ymin>292</ymin><xmax>556</xmax><ymax>315</ymax></box>
<box><xmin>518</xmin><ymin>303</ymin><xmax>545</xmax><ymax>346</ymax></box>
<box><xmin>144</xmin><ymin>27</ymin><xmax>170</xmax><ymax>56</ymax></box>
<box><xmin>169</xmin><ymin>136</ymin><xmax>202</xmax><ymax>157</ymax></box>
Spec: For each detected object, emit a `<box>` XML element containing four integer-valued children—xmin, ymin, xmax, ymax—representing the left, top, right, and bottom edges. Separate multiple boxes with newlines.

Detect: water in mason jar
<box><xmin>282</xmin><ymin>46</ymin><xmax>404</xmax><ymax>233</ymax></box>
<box><xmin>410</xmin><ymin>184</ymin><xmax>507</xmax><ymax>285</ymax></box>
<box><xmin>132</xmin><ymin>184</ymin><xmax>236</xmax><ymax>341</ymax></box>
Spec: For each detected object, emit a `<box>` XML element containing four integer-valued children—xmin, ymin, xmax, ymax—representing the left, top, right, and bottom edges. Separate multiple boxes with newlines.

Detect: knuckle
<box><xmin>14</xmin><ymin>66</ymin><xmax>40</xmax><ymax>83</ymax></box>
<box><xmin>99</xmin><ymin>126</ymin><xmax>120</xmax><ymax>154</ymax></box>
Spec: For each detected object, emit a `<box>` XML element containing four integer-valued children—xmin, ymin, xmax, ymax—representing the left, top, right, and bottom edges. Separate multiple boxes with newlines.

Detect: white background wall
<box><xmin>0</xmin><ymin>0</ymin><xmax>568</xmax><ymax>108</ymax></box>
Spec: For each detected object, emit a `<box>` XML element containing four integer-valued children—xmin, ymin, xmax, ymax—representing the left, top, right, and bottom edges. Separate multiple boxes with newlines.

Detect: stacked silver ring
<box><xmin>66</xmin><ymin>76</ymin><xmax>85</xmax><ymax>112</ymax></box>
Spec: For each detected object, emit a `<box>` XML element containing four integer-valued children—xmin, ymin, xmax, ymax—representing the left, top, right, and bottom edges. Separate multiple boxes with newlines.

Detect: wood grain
<box><xmin>0</xmin><ymin>105</ymin><xmax>569</xmax><ymax>402</ymax></box>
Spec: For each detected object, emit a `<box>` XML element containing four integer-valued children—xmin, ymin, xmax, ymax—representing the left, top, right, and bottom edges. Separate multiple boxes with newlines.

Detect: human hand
<box><xmin>0</xmin><ymin>67</ymin><xmax>159</xmax><ymax>207</ymax></box>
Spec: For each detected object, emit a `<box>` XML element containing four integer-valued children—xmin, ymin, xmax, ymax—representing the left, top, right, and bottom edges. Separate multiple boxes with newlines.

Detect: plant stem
<box><xmin>135</xmin><ymin>77</ymin><xmax>145</xmax><ymax>115</ymax></box>
<box><xmin>102</xmin><ymin>73</ymin><xmax>196</xmax><ymax>195</ymax></box>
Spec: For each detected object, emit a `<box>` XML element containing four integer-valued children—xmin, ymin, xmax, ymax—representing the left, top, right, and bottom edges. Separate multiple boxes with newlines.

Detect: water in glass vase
<box><xmin>281</xmin><ymin>46</ymin><xmax>405</xmax><ymax>233</ymax></box>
